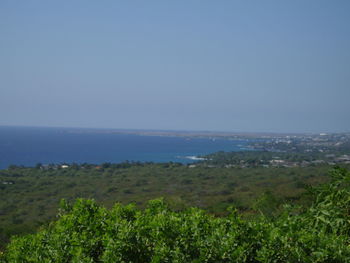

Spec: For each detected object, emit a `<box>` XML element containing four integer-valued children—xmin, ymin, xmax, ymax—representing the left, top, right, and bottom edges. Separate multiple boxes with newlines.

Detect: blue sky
<box><xmin>1</xmin><ymin>1</ymin><xmax>349</xmax><ymax>133</ymax></box>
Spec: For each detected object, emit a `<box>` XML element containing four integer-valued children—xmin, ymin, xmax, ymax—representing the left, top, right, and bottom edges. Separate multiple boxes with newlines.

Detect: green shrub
<box><xmin>2</xmin><ymin>168</ymin><xmax>350</xmax><ymax>262</ymax></box>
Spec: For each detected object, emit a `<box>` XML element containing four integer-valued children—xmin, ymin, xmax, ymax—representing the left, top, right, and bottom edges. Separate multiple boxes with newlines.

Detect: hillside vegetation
<box><xmin>1</xmin><ymin>162</ymin><xmax>345</xmax><ymax>249</ymax></box>
<box><xmin>1</xmin><ymin>167</ymin><xmax>350</xmax><ymax>262</ymax></box>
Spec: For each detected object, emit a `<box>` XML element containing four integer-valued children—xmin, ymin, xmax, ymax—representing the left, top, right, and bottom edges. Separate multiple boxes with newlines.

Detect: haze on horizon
<box><xmin>1</xmin><ymin>1</ymin><xmax>349</xmax><ymax>134</ymax></box>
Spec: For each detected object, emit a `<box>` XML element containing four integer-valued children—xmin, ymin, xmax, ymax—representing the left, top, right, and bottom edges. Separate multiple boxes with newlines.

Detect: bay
<box><xmin>0</xmin><ymin>126</ymin><xmax>251</xmax><ymax>169</ymax></box>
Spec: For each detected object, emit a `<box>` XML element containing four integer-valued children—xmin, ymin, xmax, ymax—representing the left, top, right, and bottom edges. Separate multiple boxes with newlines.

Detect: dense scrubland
<box><xmin>1</xmin><ymin>158</ymin><xmax>350</xmax><ymax>253</ymax></box>
<box><xmin>1</xmin><ymin>167</ymin><xmax>350</xmax><ymax>262</ymax></box>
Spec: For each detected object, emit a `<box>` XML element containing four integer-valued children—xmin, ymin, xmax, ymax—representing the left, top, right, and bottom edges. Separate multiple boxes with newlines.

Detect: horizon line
<box><xmin>0</xmin><ymin>124</ymin><xmax>348</xmax><ymax>135</ymax></box>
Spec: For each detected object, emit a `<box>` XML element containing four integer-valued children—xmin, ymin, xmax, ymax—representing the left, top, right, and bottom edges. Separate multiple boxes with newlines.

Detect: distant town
<box><xmin>196</xmin><ymin>132</ymin><xmax>350</xmax><ymax>168</ymax></box>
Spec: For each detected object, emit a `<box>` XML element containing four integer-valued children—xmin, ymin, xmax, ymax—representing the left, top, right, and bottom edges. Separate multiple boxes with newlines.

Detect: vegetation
<box><xmin>2</xmin><ymin>161</ymin><xmax>347</xmax><ymax>250</ymax></box>
<box><xmin>1</xmin><ymin>167</ymin><xmax>350</xmax><ymax>262</ymax></box>
<box><xmin>202</xmin><ymin>150</ymin><xmax>350</xmax><ymax>167</ymax></box>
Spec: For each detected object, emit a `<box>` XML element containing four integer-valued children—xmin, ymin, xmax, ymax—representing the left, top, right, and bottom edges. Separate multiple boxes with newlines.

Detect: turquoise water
<box><xmin>0</xmin><ymin>126</ymin><xmax>251</xmax><ymax>169</ymax></box>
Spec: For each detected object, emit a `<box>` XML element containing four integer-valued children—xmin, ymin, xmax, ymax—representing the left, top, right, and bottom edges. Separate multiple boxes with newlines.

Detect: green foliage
<box><xmin>252</xmin><ymin>191</ymin><xmax>281</xmax><ymax>218</ymax></box>
<box><xmin>307</xmin><ymin>167</ymin><xmax>350</xmax><ymax>236</ymax></box>
<box><xmin>2</xmin><ymin>168</ymin><xmax>350</xmax><ymax>262</ymax></box>
<box><xmin>1</xmin><ymin>162</ymin><xmax>348</xmax><ymax>250</ymax></box>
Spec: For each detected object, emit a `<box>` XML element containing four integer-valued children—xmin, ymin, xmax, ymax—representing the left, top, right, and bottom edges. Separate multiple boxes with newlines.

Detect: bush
<box><xmin>2</xmin><ymin>168</ymin><xmax>350</xmax><ymax>262</ymax></box>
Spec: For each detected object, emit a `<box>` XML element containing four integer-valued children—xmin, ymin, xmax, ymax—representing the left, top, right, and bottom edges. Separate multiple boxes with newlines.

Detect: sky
<box><xmin>1</xmin><ymin>1</ymin><xmax>350</xmax><ymax>133</ymax></box>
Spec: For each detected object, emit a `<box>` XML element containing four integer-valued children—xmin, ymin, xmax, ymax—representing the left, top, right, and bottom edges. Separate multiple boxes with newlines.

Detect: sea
<box><xmin>0</xmin><ymin>126</ymin><xmax>253</xmax><ymax>169</ymax></box>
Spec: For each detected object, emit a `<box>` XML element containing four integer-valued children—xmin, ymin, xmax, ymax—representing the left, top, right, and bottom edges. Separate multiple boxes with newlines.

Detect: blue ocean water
<box><xmin>0</xmin><ymin>126</ymin><xmax>251</xmax><ymax>169</ymax></box>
